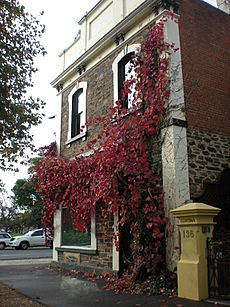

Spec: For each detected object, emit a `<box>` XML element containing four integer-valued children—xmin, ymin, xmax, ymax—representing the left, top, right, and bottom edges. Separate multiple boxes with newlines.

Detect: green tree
<box><xmin>0</xmin><ymin>180</ymin><xmax>18</xmax><ymax>231</ymax></box>
<box><xmin>12</xmin><ymin>178</ymin><xmax>43</xmax><ymax>229</ymax></box>
<box><xmin>0</xmin><ymin>0</ymin><xmax>46</xmax><ymax>170</ymax></box>
<box><xmin>6</xmin><ymin>143</ymin><xmax>56</xmax><ymax>231</ymax></box>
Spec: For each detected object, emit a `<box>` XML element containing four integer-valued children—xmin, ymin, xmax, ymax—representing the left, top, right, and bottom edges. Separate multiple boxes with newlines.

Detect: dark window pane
<box><xmin>118</xmin><ymin>52</ymin><xmax>135</xmax><ymax>109</ymax></box>
<box><xmin>62</xmin><ymin>208</ymin><xmax>91</xmax><ymax>246</ymax></box>
<box><xmin>71</xmin><ymin>88</ymin><xmax>83</xmax><ymax>138</ymax></box>
<box><xmin>32</xmin><ymin>230</ymin><xmax>43</xmax><ymax>236</ymax></box>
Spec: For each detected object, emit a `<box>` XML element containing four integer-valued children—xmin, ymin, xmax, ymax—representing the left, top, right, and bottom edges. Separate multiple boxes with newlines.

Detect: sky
<box><xmin>2</xmin><ymin>0</ymin><xmax>217</xmax><ymax>198</ymax></box>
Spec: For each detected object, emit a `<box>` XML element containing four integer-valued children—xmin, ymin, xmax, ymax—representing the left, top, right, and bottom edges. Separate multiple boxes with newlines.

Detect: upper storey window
<box><xmin>67</xmin><ymin>81</ymin><xmax>87</xmax><ymax>143</ymax></box>
<box><xmin>118</xmin><ymin>52</ymin><xmax>135</xmax><ymax>109</ymax></box>
<box><xmin>112</xmin><ymin>44</ymin><xmax>140</xmax><ymax>110</ymax></box>
<box><xmin>71</xmin><ymin>88</ymin><xmax>83</xmax><ymax>138</ymax></box>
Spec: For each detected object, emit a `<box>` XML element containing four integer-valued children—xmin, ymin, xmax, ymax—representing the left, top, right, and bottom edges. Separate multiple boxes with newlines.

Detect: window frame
<box><xmin>71</xmin><ymin>88</ymin><xmax>83</xmax><ymax>138</ymax></box>
<box><xmin>112</xmin><ymin>44</ymin><xmax>140</xmax><ymax>108</ymax></box>
<box><xmin>31</xmin><ymin>230</ymin><xmax>43</xmax><ymax>237</ymax></box>
<box><xmin>60</xmin><ymin>207</ymin><xmax>96</xmax><ymax>251</ymax></box>
<box><xmin>66</xmin><ymin>81</ymin><xmax>87</xmax><ymax>144</ymax></box>
<box><xmin>118</xmin><ymin>52</ymin><xmax>135</xmax><ymax>109</ymax></box>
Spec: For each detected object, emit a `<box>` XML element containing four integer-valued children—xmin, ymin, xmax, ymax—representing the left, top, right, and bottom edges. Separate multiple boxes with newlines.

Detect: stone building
<box><xmin>51</xmin><ymin>0</ymin><xmax>230</xmax><ymax>273</ymax></box>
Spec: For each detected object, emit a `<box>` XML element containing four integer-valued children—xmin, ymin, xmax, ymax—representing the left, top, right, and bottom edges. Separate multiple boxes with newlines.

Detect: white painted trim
<box><xmin>112</xmin><ymin>209</ymin><xmax>119</xmax><ymax>271</ymax></box>
<box><xmin>112</xmin><ymin>43</ymin><xmax>140</xmax><ymax>106</ymax></box>
<box><xmin>53</xmin><ymin>209</ymin><xmax>61</xmax><ymax>262</ymax></box>
<box><xmin>65</xmin><ymin>131</ymin><xmax>87</xmax><ymax>145</ymax></box>
<box><xmin>90</xmin><ymin>210</ymin><xmax>97</xmax><ymax>250</ymax></box>
<box><xmin>161</xmin><ymin>18</ymin><xmax>190</xmax><ymax>270</ymax></box>
<box><xmin>67</xmin><ymin>81</ymin><xmax>87</xmax><ymax>142</ymax></box>
<box><xmin>60</xmin><ymin>207</ymin><xmax>96</xmax><ymax>251</ymax></box>
<box><xmin>89</xmin><ymin>1</ymin><xmax>113</xmax><ymax>41</ymax></box>
<box><xmin>56</xmin><ymin>94</ymin><xmax>62</xmax><ymax>155</ymax></box>
<box><xmin>164</xmin><ymin>17</ymin><xmax>185</xmax><ymax>121</ymax></box>
<box><xmin>52</xmin><ymin>11</ymin><xmax>169</xmax><ymax>91</ymax></box>
<box><xmin>60</xmin><ymin>245</ymin><xmax>93</xmax><ymax>250</ymax></box>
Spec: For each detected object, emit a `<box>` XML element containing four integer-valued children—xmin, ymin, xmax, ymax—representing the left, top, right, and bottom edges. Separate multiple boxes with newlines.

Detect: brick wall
<box><xmin>179</xmin><ymin>0</ymin><xmax>230</xmax><ymax>198</ymax></box>
<box><xmin>187</xmin><ymin>127</ymin><xmax>230</xmax><ymax>198</ymax></box>
<box><xmin>179</xmin><ymin>0</ymin><xmax>230</xmax><ymax>136</ymax></box>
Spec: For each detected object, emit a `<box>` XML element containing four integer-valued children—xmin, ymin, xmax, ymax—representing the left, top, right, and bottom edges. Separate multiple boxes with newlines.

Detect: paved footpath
<box><xmin>0</xmin><ymin>260</ymin><xmax>228</xmax><ymax>307</ymax></box>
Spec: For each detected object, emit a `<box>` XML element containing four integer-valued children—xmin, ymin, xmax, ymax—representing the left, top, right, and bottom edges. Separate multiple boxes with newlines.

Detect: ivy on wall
<box><xmin>35</xmin><ymin>13</ymin><xmax>178</xmax><ymax>284</ymax></box>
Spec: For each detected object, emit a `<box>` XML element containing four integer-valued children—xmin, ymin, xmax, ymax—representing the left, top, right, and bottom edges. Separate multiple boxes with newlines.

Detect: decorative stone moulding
<box><xmin>114</xmin><ymin>32</ymin><xmax>125</xmax><ymax>46</ymax></box>
<box><xmin>77</xmin><ymin>64</ymin><xmax>86</xmax><ymax>75</ymax></box>
<box><xmin>55</xmin><ymin>83</ymin><xmax>63</xmax><ymax>93</ymax></box>
<box><xmin>152</xmin><ymin>0</ymin><xmax>181</xmax><ymax>15</ymax></box>
<box><xmin>171</xmin><ymin>202</ymin><xmax>221</xmax><ymax>225</ymax></box>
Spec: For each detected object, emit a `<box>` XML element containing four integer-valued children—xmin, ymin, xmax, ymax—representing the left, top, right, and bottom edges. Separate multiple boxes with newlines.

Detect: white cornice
<box><xmin>51</xmin><ymin>0</ymin><xmax>158</xmax><ymax>88</ymax></box>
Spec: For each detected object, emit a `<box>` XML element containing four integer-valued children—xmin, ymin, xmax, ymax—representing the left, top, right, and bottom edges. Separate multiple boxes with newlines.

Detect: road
<box><xmin>0</xmin><ymin>247</ymin><xmax>52</xmax><ymax>261</ymax></box>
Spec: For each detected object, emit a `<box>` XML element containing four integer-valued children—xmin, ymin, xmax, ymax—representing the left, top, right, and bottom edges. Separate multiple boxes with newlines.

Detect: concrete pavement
<box><xmin>0</xmin><ymin>258</ymin><xmax>51</xmax><ymax>266</ymax></box>
<box><xmin>0</xmin><ymin>261</ymin><xmax>227</xmax><ymax>307</ymax></box>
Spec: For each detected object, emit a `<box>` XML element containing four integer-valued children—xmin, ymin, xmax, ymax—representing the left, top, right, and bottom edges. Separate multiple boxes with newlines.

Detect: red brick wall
<box><xmin>179</xmin><ymin>0</ymin><xmax>230</xmax><ymax>136</ymax></box>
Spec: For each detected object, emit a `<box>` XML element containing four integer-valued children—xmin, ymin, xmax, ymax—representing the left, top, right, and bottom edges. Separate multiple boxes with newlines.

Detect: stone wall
<box><xmin>187</xmin><ymin>128</ymin><xmax>230</xmax><ymax>198</ymax></box>
<box><xmin>80</xmin><ymin>212</ymin><xmax>114</xmax><ymax>270</ymax></box>
<box><xmin>60</xmin><ymin>53</ymin><xmax>114</xmax><ymax>160</ymax></box>
<box><xmin>60</xmin><ymin>33</ymin><xmax>147</xmax><ymax>160</ymax></box>
<box><xmin>57</xmin><ymin>24</ymin><xmax>150</xmax><ymax>272</ymax></box>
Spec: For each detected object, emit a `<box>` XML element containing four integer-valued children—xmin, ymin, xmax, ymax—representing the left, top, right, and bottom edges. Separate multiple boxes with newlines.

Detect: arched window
<box><xmin>112</xmin><ymin>44</ymin><xmax>140</xmax><ymax>109</ymax></box>
<box><xmin>71</xmin><ymin>88</ymin><xmax>83</xmax><ymax>138</ymax></box>
<box><xmin>67</xmin><ymin>81</ymin><xmax>87</xmax><ymax>143</ymax></box>
<box><xmin>118</xmin><ymin>52</ymin><xmax>135</xmax><ymax>109</ymax></box>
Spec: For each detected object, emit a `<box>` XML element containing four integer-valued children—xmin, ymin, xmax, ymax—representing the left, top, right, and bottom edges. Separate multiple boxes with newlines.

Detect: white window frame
<box><xmin>61</xmin><ymin>150</ymin><xmax>97</xmax><ymax>251</ymax></box>
<box><xmin>112</xmin><ymin>44</ymin><xmax>140</xmax><ymax>107</ymax></box>
<box><xmin>61</xmin><ymin>209</ymin><xmax>97</xmax><ymax>251</ymax></box>
<box><xmin>66</xmin><ymin>81</ymin><xmax>87</xmax><ymax>144</ymax></box>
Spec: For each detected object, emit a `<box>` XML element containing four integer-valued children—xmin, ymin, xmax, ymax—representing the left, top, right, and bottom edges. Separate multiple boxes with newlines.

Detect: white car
<box><xmin>0</xmin><ymin>232</ymin><xmax>12</xmax><ymax>250</ymax></box>
<box><xmin>9</xmin><ymin>229</ymin><xmax>46</xmax><ymax>250</ymax></box>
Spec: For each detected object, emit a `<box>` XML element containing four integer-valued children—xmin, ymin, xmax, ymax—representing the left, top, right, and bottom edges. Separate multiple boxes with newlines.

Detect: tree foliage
<box><xmin>11</xmin><ymin>177</ymin><xmax>41</xmax><ymax>229</ymax></box>
<box><xmin>0</xmin><ymin>0</ymin><xmax>46</xmax><ymax>170</ymax></box>
<box><xmin>12</xmin><ymin>178</ymin><xmax>41</xmax><ymax>210</ymax></box>
<box><xmin>0</xmin><ymin>180</ymin><xmax>21</xmax><ymax>232</ymax></box>
<box><xmin>10</xmin><ymin>149</ymin><xmax>50</xmax><ymax>229</ymax></box>
<box><xmin>10</xmin><ymin>143</ymin><xmax>57</xmax><ymax>230</ymax></box>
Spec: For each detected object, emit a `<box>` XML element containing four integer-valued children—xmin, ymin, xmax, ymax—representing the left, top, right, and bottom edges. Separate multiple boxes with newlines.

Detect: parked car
<box><xmin>9</xmin><ymin>229</ymin><xmax>46</xmax><ymax>250</ymax></box>
<box><xmin>0</xmin><ymin>232</ymin><xmax>12</xmax><ymax>250</ymax></box>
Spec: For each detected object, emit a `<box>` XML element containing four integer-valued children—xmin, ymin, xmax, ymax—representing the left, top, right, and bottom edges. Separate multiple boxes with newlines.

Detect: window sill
<box><xmin>56</xmin><ymin>246</ymin><xmax>97</xmax><ymax>255</ymax></box>
<box><xmin>66</xmin><ymin>131</ymin><xmax>87</xmax><ymax>145</ymax></box>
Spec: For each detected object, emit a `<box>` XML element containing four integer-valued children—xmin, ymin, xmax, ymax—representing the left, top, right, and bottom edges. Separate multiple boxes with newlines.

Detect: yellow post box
<box><xmin>171</xmin><ymin>203</ymin><xmax>220</xmax><ymax>301</ymax></box>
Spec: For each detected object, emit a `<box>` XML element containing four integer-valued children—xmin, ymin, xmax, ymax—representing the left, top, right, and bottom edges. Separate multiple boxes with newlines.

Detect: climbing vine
<box><xmin>35</xmin><ymin>13</ymin><xmax>178</xmax><ymax>285</ymax></box>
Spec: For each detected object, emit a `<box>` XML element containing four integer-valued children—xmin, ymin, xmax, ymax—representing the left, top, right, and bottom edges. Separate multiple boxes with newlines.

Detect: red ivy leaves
<box><xmin>35</xmin><ymin>13</ymin><xmax>178</xmax><ymax>280</ymax></box>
